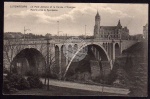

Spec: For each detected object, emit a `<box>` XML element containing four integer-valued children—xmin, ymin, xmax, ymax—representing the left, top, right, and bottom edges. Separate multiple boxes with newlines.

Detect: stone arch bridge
<box><xmin>3</xmin><ymin>39</ymin><xmax>137</xmax><ymax>79</ymax></box>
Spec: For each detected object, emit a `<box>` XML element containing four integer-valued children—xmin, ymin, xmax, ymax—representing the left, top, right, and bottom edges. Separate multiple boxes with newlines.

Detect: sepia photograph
<box><xmin>3</xmin><ymin>2</ymin><xmax>148</xmax><ymax>96</ymax></box>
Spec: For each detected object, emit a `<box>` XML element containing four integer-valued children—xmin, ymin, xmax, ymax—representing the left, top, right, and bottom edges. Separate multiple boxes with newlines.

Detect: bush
<box><xmin>3</xmin><ymin>74</ymin><xmax>30</xmax><ymax>94</ymax></box>
<box><xmin>25</xmin><ymin>70</ymin><xmax>34</xmax><ymax>76</ymax></box>
<box><xmin>3</xmin><ymin>67</ymin><xmax>9</xmax><ymax>74</ymax></box>
<box><xmin>27</xmin><ymin>76</ymin><xmax>43</xmax><ymax>88</ymax></box>
<box><xmin>17</xmin><ymin>78</ymin><xmax>30</xmax><ymax>90</ymax></box>
<box><xmin>9</xmin><ymin>74</ymin><xmax>30</xmax><ymax>90</ymax></box>
<box><xmin>3</xmin><ymin>77</ymin><xmax>11</xmax><ymax>94</ymax></box>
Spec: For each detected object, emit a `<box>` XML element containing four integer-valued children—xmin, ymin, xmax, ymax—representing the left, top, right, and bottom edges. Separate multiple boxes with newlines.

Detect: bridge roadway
<box><xmin>39</xmin><ymin>78</ymin><xmax>130</xmax><ymax>95</ymax></box>
<box><xmin>4</xmin><ymin>39</ymin><xmax>123</xmax><ymax>45</ymax></box>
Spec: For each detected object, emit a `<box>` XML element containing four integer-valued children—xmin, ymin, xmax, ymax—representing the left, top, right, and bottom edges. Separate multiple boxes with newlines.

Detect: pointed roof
<box><xmin>117</xmin><ymin>20</ymin><xmax>122</xmax><ymax>27</ymax></box>
<box><xmin>95</xmin><ymin>10</ymin><xmax>100</xmax><ymax>18</ymax></box>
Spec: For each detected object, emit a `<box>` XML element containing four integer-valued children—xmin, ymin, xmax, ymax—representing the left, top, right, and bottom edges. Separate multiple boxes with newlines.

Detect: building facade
<box><xmin>143</xmin><ymin>23</ymin><xmax>148</xmax><ymax>40</ymax></box>
<box><xmin>94</xmin><ymin>12</ymin><xmax>129</xmax><ymax>40</ymax></box>
<box><xmin>129</xmin><ymin>34</ymin><xmax>144</xmax><ymax>40</ymax></box>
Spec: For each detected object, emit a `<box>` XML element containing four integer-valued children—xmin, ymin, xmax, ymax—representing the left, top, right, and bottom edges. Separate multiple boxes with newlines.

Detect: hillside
<box><xmin>111</xmin><ymin>41</ymin><xmax>148</xmax><ymax>97</ymax></box>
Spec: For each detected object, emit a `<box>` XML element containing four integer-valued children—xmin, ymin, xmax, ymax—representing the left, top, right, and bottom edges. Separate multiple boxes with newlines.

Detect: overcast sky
<box><xmin>4</xmin><ymin>2</ymin><xmax>148</xmax><ymax>36</ymax></box>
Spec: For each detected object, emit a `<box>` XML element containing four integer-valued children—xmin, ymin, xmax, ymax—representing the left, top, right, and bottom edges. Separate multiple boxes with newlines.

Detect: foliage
<box><xmin>121</xmin><ymin>42</ymin><xmax>147</xmax><ymax>96</ymax></box>
<box><xmin>11</xmin><ymin>66</ymin><xmax>18</xmax><ymax>74</ymax></box>
<box><xmin>18</xmin><ymin>77</ymin><xmax>30</xmax><ymax>90</ymax></box>
<box><xmin>106</xmin><ymin>60</ymin><xmax>120</xmax><ymax>85</ymax></box>
<box><xmin>3</xmin><ymin>77</ymin><xmax>11</xmax><ymax>94</ymax></box>
<box><xmin>25</xmin><ymin>70</ymin><xmax>34</xmax><ymax>76</ymax></box>
<box><xmin>113</xmin><ymin>68</ymin><xmax>129</xmax><ymax>88</ymax></box>
<box><xmin>105</xmin><ymin>57</ymin><xmax>130</xmax><ymax>88</ymax></box>
<box><xmin>40</xmin><ymin>72</ymin><xmax>58</xmax><ymax>79</ymax></box>
<box><xmin>3</xmin><ymin>71</ymin><xmax>44</xmax><ymax>94</ymax></box>
<box><xmin>3</xmin><ymin>74</ymin><xmax>30</xmax><ymax>94</ymax></box>
<box><xmin>8</xmin><ymin>74</ymin><xmax>30</xmax><ymax>90</ymax></box>
<box><xmin>27</xmin><ymin>76</ymin><xmax>43</xmax><ymax>88</ymax></box>
<box><xmin>128</xmin><ymin>57</ymin><xmax>147</xmax><ymax>97</ymax></box>
<box><xmin>123</xmin><ymin>42</ymin><xmax>148</xmax><ymax>96</ymax></box>
<box><xmin>3</xmin><ymin>67</ymin><xmax>9</xmax><ymax>74</ymax></box>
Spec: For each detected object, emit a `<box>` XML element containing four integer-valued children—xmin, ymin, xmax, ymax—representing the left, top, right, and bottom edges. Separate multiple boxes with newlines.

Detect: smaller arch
<box><xmin>115</xmin><ymin>42</ymin><xmax>120</xmax><ymax>48</ymax></box>
<box><xmin>68</xmin><ymin>45</ymin><xmax>73</xmax><ymax>61</ymax></box>
<box><xmin>103</xmin><ymin>43</ymin><xmax>105</xmax><ymax>48</ymax></box>
<box><xmin>54</xmin><ymin>45</ymin><xmax>60</xmax><ymax>75</ymax></box>
<box><xmin>106</xmin><ymin>43</ymin><xmax>108</xmax><ymax>52</ymax></box>
<box><xmin>73</xmin><ymin>44</ymin><xmax>78</xmax><ymax>53</ymax></box>
<box><xmin>55</xmin><ymin>45</ymin><xmax>59</xmax><ymax>52</ymax></box>
<box><xmin>115</xmin><ymin>43</ymin><xmax>121</xmax><ymax>58</ymax></box>
<box><xmin>61</xmin><ymin>45</ymin><xmax>66</xmax><ymax>74</ymax></box>
<box><xmin>107</xmin><ymin>43</ymin><xmax>110</xmax><ymax>58</ymax></box>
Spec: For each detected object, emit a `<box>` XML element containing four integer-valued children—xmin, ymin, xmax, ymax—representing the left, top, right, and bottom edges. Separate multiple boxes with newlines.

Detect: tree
<box><xmin>45</xmin><ymin>38</ymin><xmax>56</xmax><ymax>90</ymax></box>
<box><xmin>3</xmin><ymin>39</ymin><xmax>23</xmax><ymax>73</ymax></box>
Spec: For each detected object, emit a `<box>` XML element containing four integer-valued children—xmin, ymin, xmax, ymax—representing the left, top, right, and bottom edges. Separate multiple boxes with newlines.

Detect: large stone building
<box><xmin>143</xmin><ymin>23</ymin><xmax>148</xmax><ymax>40</ymax></box>
<box><xmin>94</xmin><ymin>11</ymin><xmax>129</xmax><ymax>40</ymax></box>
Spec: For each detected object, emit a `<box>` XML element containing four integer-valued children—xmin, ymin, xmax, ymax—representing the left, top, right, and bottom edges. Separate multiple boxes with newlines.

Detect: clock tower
<box><xmin>94</xmin><ymin>11</ymin><xmax>100</xmax><ymax>38</ymax></box>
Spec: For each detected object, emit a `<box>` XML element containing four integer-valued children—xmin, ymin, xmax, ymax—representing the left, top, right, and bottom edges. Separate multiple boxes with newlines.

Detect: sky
<box><xmin>4</xmin><ymin>2</ymin><xmax>148</xmax><ymax>36</ymax></box>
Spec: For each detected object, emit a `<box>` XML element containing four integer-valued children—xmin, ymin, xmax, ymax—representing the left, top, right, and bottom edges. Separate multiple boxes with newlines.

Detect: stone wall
<box><xmin>101</xmin><ymin>61</ymin><xmax>111</xmax><ymax>77</ymax></box>
<box><xmin>90</xmin><ymin>60</ymin><xmax>101</xmax><ymax>79</ymax></box>
<box><xmin>90</xmin><ymin>60</ymin><xmax>111</xmax><ymax>79</ymax></box>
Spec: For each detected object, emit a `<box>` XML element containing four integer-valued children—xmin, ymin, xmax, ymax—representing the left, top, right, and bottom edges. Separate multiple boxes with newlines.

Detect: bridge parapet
<box><xmin>4</xmin><ymin>38</ymin><xmax>137</xmax><ymax>45</ymax></box>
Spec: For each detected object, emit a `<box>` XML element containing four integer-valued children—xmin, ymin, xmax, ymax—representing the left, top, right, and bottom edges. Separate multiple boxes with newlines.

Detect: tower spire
<box><xmin>117</xmin><ymin>19</ymin><xmax>122</xmax><ymax>27</ymax></box>
<box><xmin>96</xmin><ymin>10</ymin><xmax>100</xmax><ymax>17</ymax></box>
<box><xmin>94</xmin><ymin>10</ymin><xmax>100</xmax><ymax>38</ymax></box>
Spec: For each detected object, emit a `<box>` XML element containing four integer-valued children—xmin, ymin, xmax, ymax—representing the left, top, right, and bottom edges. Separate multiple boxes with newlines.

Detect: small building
<box><xmin>143</xmin><ymin>23</ymin><xmax>148</xmax><ymax>40</ymax></box>
<box><xmin>129</xmin><ymin>34</ymin><xmax>144</xmax><ymax>40</ymax></box>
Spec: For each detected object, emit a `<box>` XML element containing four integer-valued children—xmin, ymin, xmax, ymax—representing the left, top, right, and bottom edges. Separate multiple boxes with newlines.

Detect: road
<box><xmin>39</xmin><ymin>78</ymin><xmax>130</xmax><ymax>95</ymax></box>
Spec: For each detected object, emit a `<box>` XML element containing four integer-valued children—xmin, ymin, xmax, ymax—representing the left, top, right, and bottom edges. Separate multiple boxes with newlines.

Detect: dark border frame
<box><xmin>1</xmin><ymin>0</ymin><xmax>149</xmax><ymax>99</ymax></box>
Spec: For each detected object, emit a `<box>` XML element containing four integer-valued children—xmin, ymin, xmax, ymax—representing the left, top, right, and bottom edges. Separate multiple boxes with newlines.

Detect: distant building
<box><xmin>143</xmin><ymin>23</ymin><xmax>148</xmax><ymax>40</ymax></box>
<box><xmin>129</xmin><ymin>34</ymin><xmax>144</xmax><ymax>40</ymax></box>
<box><xmin>94</xmin><ymin>11</ymin><xmax>129</xmax><ymax>40</ymax></box>
<box><xmin>4</xmin><ymin>32</ymin><xmax>23</xmax><ymax>39</ymax></box>
<box><xmin>45</xmin><ymin>33</ymin><xmax>52</xmax><ymax>39</ymax></box>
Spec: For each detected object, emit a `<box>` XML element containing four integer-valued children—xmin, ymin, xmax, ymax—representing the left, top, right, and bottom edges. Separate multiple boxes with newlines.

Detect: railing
<box><xmin>4</xmin><ymin>38</ymin><xmax>138</xmax><ymax>46</ymax></box>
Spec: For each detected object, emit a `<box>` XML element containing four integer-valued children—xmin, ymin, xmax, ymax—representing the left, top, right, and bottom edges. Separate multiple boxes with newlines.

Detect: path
<box><xmin>40</xmin><ymin>78</ymin><xmax>130</xmax><ymax>95</ymax></box>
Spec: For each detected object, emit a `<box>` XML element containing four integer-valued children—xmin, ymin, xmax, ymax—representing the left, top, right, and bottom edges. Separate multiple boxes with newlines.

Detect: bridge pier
<box><xmin>90</xmin><ymin>60</ymin><xmax>101</xmax><ymax>80</ymax></box>
<box><xmin>101</xmin><ymin>61</ymin><xmax>111</xmax><ymax>77</ymax></box>
<box><xmin>120</xmin><ymin>40</ymin><xmax>123</xmax><ymax>54</ymax></box>
<box><xmin>59</xmin><ymin>49</ymin><xmax>62</xmax><ymax>79</ymax></box>
<box><xmin>90</xmin><ymin>60</ymin><xmax>111</xmax><ymax>79</ymax></box>
<box><xmin>55</xmin><ymin>46</ymin><xmax>59</xmax><ymax>77</ymax></box>
<box><xmin>111</xmin><ymin>42</ymin><xmax>115</xmax><ymax>63</ymax></box>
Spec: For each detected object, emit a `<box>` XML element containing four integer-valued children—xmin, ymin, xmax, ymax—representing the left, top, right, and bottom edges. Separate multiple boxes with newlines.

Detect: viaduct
<box><xmin>3</xmin><ymin>38</ymin><xmax>137</xmax><ymax>79</ymax></box>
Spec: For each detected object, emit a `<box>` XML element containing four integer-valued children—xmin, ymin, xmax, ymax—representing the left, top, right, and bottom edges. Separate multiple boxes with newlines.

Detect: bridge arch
<box><xmin>11</xmin><ymin>48</ymin><xmax>46</xmax><ymax>75</ymax></box>
<box><xmin>55</xmin><ymin>45</ymin><xmax>60</xmax><ymax>74</ymax></box>
<box><xmin>115</xmin><ymin>43</ymin><xmax>121</xmax><ymax>58</ymax></box>
<box><xmin>115</xmin><ymin>42</ymin><xmax>120</xmax><ymax>47</ymax></box>
<box><xmin>73</xmin><ymin>44</ymin><xmax>78</xmax><ymax>51</ymax></box>
<box><xmin>61</xmin><ymin>45</ymin><xmax>66</xmax><ymax>74</ymax></box>
<box><xmin>63</xmin><ymin>43</ymin><xmax>111</xmax><ymax>78</ymax></box>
